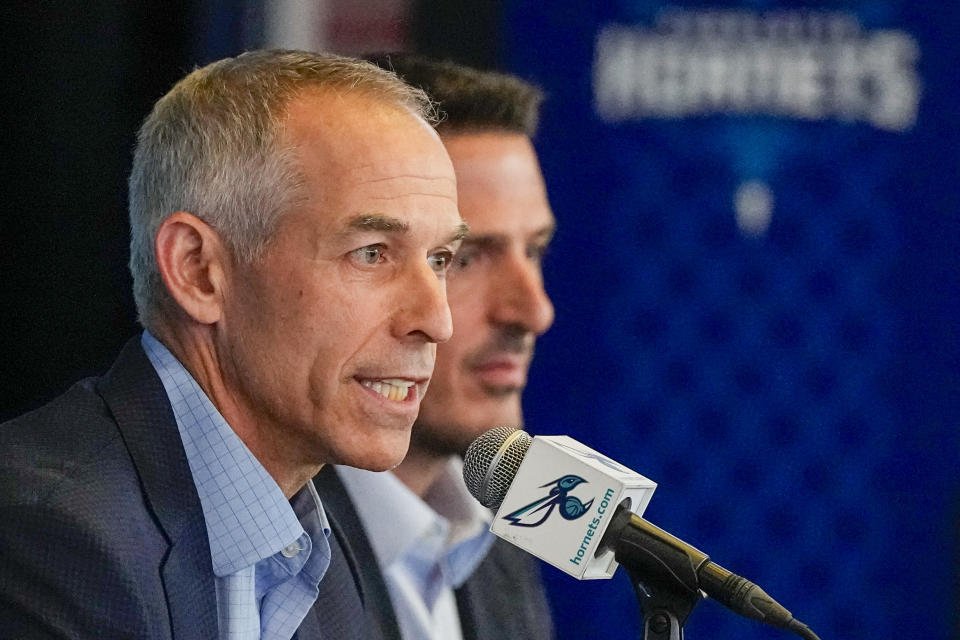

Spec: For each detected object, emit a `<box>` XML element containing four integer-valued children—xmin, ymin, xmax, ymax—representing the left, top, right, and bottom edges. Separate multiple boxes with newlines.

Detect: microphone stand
<box><xmin>603</xmin><ymin>508</ymin><xmax>822</xmax><ymax>640</ymax></box>
<box><xmin>625</xmin><ymin>564</ymin><xmax>702</xmax><ymax>640</ymax></box>
<box><xmin>603</xmin><ymin>509</ymin><xmax>705</xmax><ymax>640</ymax></box>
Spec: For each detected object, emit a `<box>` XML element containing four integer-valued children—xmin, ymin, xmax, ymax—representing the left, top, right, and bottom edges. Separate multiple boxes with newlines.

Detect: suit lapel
<box><xmin>161</xmin><ymin>517</ymin><xmax>218</xmax><ymax>639</ymax></box>
<box><xmin>297</xmin><ymin>513</ymin><xmax>367</xmax><ymax>640</ymax></box>
<box><xmin>312</xmin><ymin>466</ymin><xmax>402</xmax><ymax>640</ymax></box>
<box><xmin>455</xmin><ymin>540</ymin><xmax>556</xmax><ymax>640</ymax></box>
<box><xmin>97</xmin><ymin>338</ymin><xmax>218</xmax><ymax>639</ymax></box>
<box><xmin>455</xmin><ymin>579</ymin><xmax>483</xmax><ymax>640</ymax></box>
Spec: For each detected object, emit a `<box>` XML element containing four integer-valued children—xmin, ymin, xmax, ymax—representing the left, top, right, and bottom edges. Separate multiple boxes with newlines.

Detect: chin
<box><xmin>408</xmin><ymin>419</ymin><xmax>502</xmax><ymax>459</ymax></box>
<box><xmin>359</xmin><ymin>457</ymin><xmax>403</xmax><ymax>472</ymax></box>
<box><xmin>477</xmin><ymin>406</ymin><xmax>524</xmax><ymax>434</ymax></box>
<box><xmin>332</xmin><ymin>432</ymin><xmax>412</xmax><ymax>471</ymax></box>
<box><xmin>411</xmin><ymin>397</ymin><xmax>525</xmax><ymax>456</ymax></box>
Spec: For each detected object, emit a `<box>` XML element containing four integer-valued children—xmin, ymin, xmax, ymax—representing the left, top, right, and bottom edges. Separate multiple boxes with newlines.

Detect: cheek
<box><xmin>430</xmin><ymin>334</ymin><xmax>472</xmax><ymax>407</ymax></box>
<box><xmin>446</xmin><ymin>273</ymin><xmax>481</xmax><ymax>304</ymax></box>
<box><xmin>260</xmin><ymin>279</ymin><xmax>357</xmax><ymax>376</ymax></box>
<box><xmin>448</xmin><ymin>284</ymin><xmax>486</xmax><ymax>333</ymax></box>
<box><xmin>318</xmin><ymin>286</ymin><xmax>391</xmax><ymax>342</ymax></box>
<box><xmin>431</xmin><ymin>342</ymin><xmax>458</xmax><ymax>379</ymax></box>
<box><xmin>302</xmin><ymin>280</ymin><xmax>399</xmax><ymax>371</ymax></box>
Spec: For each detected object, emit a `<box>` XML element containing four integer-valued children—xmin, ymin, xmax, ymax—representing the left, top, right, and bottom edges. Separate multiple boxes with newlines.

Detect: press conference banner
<box><xmin>505</xmin><ymin>3</ymin><xmax>959</xmax><ymax>639</ymax></box>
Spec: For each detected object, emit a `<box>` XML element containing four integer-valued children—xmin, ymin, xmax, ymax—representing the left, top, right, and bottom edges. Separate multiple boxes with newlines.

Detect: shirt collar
<box><xmin>337</xmin><ymin>457</ymin><xmax>494</xmax><ymax>588</ymax></box>
<box><xmin>141</xmin><ymin>331</ymin><xmax>321</xmax><ymax>577</ymax></box>
<box><xmin>422</xmin><ymin>458</ymin><xmax>494</xmax><ymax>548</ymax></box>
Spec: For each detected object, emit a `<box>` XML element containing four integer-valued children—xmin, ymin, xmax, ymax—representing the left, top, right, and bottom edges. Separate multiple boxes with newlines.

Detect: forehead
<box><xmin>280</xmin><ymin>90</ymin><xmax>459</xmax><ymax>227</ymax></box>
<box><xmin>442</xmin><ymin>132</ymin><xmax>554</xmax><ymax>234</ymax></box>
<box><xmin>282</xmin><ymin>89</ymin><xmax>446</xmax><ymax>174</ymax></box>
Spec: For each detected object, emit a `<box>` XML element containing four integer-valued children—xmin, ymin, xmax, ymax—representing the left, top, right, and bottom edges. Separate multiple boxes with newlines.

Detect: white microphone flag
<box><xmin>489</xmin><ymin>435</ymin><xmax>657</xmax><ymax>579</ymax></box>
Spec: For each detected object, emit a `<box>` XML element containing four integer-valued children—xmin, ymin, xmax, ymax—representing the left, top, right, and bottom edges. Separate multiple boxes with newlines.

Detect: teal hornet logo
<box><xmin>503</xmin><ymin>475</ymin><xmax>595</xmax><ymax>528</ymax></box>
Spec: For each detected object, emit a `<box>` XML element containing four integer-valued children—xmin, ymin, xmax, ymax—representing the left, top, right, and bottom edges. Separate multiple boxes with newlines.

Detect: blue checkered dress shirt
<box><xmin>142</xmin><ymin>332</ymin><xmax>331</xmax><ymax>640</ymax></box>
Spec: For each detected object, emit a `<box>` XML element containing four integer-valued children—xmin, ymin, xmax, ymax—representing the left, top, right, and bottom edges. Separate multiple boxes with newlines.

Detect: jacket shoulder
<box><xmin>0</xmin><ymin>377</ymin><xmax>131</xmax><ymax>505</ymax></box>
<box><xmin>0</xmin><ymin>376</ymin><xmax>175</xmax><ymax>637</ymax></box>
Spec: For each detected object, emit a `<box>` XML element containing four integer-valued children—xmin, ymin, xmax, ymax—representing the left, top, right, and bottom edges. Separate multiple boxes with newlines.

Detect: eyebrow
<box><xmin>348</xmin><ymin>215</ymin><xmax>409</xmax><ymax>233</ymax></box>
<box><xmin>450</xmin><ymin>221</ymin><xmax>471</xmax><ymax>243</ymax></box>
<box><xmin>346</xmin><ymin>214</ymin><xmax>470</xmax><ymax>244</ymax></box>
<box><xmin>461</xmin><ymin>223</ymin><xmax>557</xmax><ymax>246</ymax></box>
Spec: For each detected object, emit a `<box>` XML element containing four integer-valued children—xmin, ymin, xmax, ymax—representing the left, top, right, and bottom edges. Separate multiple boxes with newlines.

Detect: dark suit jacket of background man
<box><xmin>313</xmin><ymin>465</ymin><xmax>555</xmax><ymax>640</ymax></box>
<box><xmin>0</xmin><ymin>337</ymin><xmax>388</xmax><ymax>640</ymax></box>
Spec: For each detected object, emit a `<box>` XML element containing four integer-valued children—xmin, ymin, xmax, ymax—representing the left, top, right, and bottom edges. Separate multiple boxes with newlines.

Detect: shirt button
<box><xmin>281</xmin><ymin>541</ymin><xmax>302</xmax><ymax>558</ymax></box>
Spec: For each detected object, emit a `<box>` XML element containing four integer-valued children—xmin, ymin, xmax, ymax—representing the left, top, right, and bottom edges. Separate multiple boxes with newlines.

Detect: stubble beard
<box><xmin>409</xmin><ymin>391</ymin><xmax>524</xmax><ymax>460</ymax></box>
<box><xmin>411</xmin><ymin>326</ymin><xmax>533</xmax><ymax>459</ymax></box>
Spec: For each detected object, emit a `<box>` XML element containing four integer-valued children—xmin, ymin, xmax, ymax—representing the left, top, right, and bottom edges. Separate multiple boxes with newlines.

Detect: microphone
<box><xmin>463</xmin><ymin>426</ymin><xmax>821</xmax><ymax>640</ymax></box>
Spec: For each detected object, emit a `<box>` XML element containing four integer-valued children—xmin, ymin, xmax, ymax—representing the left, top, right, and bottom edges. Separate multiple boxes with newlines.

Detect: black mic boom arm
<box><xmin>600</xmin><ymin>507</ymin><xmax>821</xmax><ymax>640</ymax></box>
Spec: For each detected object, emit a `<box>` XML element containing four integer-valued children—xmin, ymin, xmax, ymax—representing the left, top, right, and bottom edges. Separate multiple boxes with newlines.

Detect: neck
<box><xmin>391</xmin><ymin>445</ymin><xmax>453</xmax><ymax>498</ymax></box>
<box><xmin>153</xmin><ymin>321</ymin><xmax>320</xmax><ymax>498</ymax></box>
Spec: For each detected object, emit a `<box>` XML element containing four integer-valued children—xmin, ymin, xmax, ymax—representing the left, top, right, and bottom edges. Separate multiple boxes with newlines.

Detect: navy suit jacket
<box><xmin>0</xmin><ymin>338</ymin><xmax>375</xmax><ymax>639</ymax></box>
<box><xmin>313</xmin><ymin>466</ymin><xmax>555</xmax><ymax>640</ymax></box>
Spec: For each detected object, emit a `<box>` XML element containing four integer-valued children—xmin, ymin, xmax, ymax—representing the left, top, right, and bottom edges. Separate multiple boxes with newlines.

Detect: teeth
<box><xmin>361</xmin><ymin>379</ymin><xmax>414</xmax><ymax>401</ymax></box>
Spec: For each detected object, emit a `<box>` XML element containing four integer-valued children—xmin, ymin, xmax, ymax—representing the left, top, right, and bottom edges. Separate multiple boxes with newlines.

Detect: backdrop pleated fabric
<box><xmin>507</xmin><ymin>3</ymin><xmax>960</xmax><ymax>639</ymax></box>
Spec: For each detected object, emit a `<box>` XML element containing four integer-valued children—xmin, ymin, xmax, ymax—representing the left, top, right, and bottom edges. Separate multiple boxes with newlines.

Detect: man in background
<box><xmin>0</xmin><ymin>50</ymin><xmax>466</xmax><ymax>639</ymax></box>
<box><xmin>315</xmin><ymin>55</ymin><xmax>556</xmax><ymax>640</ymax></box>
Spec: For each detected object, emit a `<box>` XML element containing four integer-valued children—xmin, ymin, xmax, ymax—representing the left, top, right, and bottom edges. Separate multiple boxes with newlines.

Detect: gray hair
<box><xmin>128</xmin><ymin>49</ymin><xmax>438</xmax><ymax>330</ymax></box>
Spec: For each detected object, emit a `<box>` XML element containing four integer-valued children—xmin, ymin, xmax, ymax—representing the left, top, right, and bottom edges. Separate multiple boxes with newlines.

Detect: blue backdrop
<box><xmin>505</xmin><ymin>2</ymin><xmax>960</xmax><ymax>639</ymax></box>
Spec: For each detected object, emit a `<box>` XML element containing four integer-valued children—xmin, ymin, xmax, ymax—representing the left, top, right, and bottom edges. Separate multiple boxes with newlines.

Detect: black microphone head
<box><xmin>462</xmin><ymin>426</ymin><xmax>533</xmax><ymax>509</ymax></box>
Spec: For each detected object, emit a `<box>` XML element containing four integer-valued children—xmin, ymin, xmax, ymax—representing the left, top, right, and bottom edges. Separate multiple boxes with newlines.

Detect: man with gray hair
<box><xmin>0</xmin><ymin>49</ymin><xmax>467</xmax><ymax>639</ymax></box>
<box><xmin>315</xmin><ymin>54</ymin><xmax>556</xmax><ymax>640</ymax></box>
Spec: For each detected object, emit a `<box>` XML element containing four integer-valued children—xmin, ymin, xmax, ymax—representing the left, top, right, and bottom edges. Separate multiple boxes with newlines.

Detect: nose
<box><xmin>394</xmin><ymin>260</ymin><xmax>454</xmax><ymax>343</ymax></box>
<box><xmin>490</xmin><ymin>251</ymin><xmax>555</xmax><ymax>336</ymax></box>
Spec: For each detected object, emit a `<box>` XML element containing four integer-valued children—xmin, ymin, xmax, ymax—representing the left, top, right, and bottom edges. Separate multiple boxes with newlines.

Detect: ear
<box><xmin>154</xmin><ymin>211</ymin><xmax>227</xmax><ymax>325</ymax></box>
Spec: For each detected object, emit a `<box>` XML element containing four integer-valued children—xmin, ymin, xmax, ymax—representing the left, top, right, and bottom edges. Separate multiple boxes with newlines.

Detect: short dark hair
<box><xmin>365</xmin><ymin>53</ymin><xmax>544</xmax><ymax>137</ymax></box>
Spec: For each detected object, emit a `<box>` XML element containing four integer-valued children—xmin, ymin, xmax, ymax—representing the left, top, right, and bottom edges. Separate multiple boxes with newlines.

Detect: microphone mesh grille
<box><xmin>462</xmin><ymin>426</ymin><xmax>532</xmax><ymax>509</ymax></box>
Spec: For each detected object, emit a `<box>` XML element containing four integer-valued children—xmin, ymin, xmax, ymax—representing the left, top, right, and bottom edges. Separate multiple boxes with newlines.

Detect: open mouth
<box><xmin>359</xmin><ymin>378</ymin><xmax>416</xmax><ymax>402</ymax></box>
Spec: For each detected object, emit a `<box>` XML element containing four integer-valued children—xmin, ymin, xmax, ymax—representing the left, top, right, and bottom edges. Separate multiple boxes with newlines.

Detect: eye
<box><xmin>351</xmin><ymin>244</ymin><xmax>384</xmax><ymax>265</ymax></box>
<box><xmin>453</xmin><ymin>246</ymin><xmax>478</xmax><ymax>270</ymax></box>
<box><xmin>528</xmin><ymin>241</ymin><xmax>550</xmax><ymax>263</ymax></box>
<box><xmin>427</xmin><ymin>249</ymin><xmax>455</xmax><ymax>275</ymax></box>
